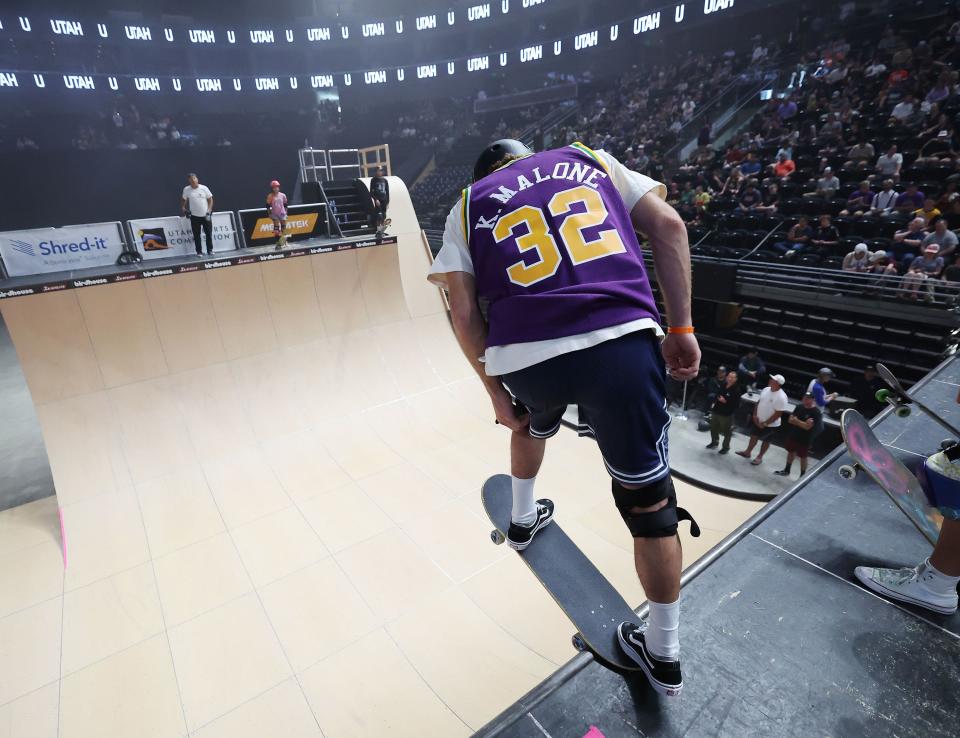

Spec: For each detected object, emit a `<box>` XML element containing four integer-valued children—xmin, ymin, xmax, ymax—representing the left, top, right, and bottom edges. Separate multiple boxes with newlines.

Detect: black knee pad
<box><xmin>612</xmin><ymin>477</ymin><xmax>701</xmax><ymax>538</ymax></box>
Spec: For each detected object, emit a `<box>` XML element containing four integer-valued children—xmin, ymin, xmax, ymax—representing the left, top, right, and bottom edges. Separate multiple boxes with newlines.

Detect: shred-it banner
<box><xmin>0</xmin><ymin>235</ymin><xmax>397</xmax><ymax>300</ymax></box>
<box><xmin>237</xmin><ymin>203</ymin><xmax>327</xmax><ymax>245</ymax></box>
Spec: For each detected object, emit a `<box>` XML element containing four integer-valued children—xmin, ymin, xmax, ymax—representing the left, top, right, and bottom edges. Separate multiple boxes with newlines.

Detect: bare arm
<box><xmin>631</xmin><ymin>193</ymin><xmax>690</xmax><ymax>326</ymax></box>
<box><xmin>180</xmin><ymin>197</ymin><xmax>187</xmax><ymax>214</ymax></box>
<box><xmin>631</xmin><ymin>193</ymin><xmax>700</xmax><ymax>380</ymax></box>
<box><xmin>207</xmin><ymin>196</ymin><xmax>214</xmax><ymax>212</ymax></box>
<box><xmin>763</xmin><ymin>410</ymin><xmax>785</xmax><ymax>426</ymax></box>
<box><xmin>445</xmin><ymin>272</ymin><xmax>528</xmax><ymax>431</ymax></box>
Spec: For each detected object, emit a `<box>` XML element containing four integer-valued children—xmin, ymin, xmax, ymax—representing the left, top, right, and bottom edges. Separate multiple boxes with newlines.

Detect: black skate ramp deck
<box><xmin>477</xmin><ymin>358</ymin><xmax>960</xmax><ymax>738</ymax></box>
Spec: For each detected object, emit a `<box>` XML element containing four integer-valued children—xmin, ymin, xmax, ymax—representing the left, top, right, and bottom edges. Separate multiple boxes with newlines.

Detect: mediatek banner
<box><xmin>128</xmin><ymin>212</ymin><xmax>239</xmax><ymax>259</ymax></box>
<box><xmin>0</xmin><ymin>222</ymin><xmax>126</xmax><ymax>277</ymax></box>
<box><xmin>238</xmin><ymin>203</ymin><xmax>327</xmax><ymax>246</ymax></box>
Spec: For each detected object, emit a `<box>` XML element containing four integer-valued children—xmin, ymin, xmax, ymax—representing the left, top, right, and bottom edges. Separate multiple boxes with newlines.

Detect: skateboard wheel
<box><xmin>490</xmin><ymin>530</ymin><xmax>505</xmax><ymax>546</ymax></box>
<box><xmin>839</xmin><ymin>464</ymin><xmax>857</xmax><ymax>480</ymax></box>
<box><xmin>895</xmin><ymin>406</ymin><xmax>911</xmax><ymax>418</ymax></box>
<box><xmin>572</xmin><ymin>634</ymin><xmax>587</xmax><ymax>652</ymax></box>
<box><xmin>875</xmin><ymin>388</ymin><xmax>891</xmax><ymax>403</ymax></box>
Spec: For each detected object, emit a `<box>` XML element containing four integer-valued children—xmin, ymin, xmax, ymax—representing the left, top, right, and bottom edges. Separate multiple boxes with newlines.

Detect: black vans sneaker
<box><xmin>506</xmin><ymin>499</ymin><xmax>555</xmax><ymax>551</ymax></box>
<box><xmin>617</xmin><ymin>622</ymin><xmax>683</xmax><ymax>697</ymax></box>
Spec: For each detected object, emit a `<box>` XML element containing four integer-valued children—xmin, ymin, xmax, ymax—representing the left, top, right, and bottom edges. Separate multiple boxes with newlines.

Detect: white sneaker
<box><xmin>854</xmin><ymin>562</ymin><xmax>958</xmax><ymax>615</ymax></box>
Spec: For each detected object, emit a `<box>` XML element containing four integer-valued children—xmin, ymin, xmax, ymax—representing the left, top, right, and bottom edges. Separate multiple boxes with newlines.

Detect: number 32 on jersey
<box><xmin>492</xmin><ymin>184</ymin><xmax>627</xmax><ymax>287</ymax></box>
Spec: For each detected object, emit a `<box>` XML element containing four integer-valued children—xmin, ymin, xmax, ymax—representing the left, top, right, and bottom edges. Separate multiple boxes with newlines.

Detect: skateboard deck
<box><xmin>875</xmin><ymin>362</ymin><xmax>960</xmax><ymax>439</ymax></box>
<box><xmin>840</xmin><ymin>410</ymin><xmax>943</xmax><ymax>545</ymax></box>
<box><xmin>481</xmin><ymin>474</ymin><xmax>642</xmax><ymax>672</ymax></box>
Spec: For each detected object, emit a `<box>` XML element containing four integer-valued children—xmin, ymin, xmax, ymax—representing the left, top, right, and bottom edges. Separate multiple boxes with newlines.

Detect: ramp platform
<box><xmin>479</xmin><ymin>359</ymin><xmax>960</xmax><ymax>738</ymax></box>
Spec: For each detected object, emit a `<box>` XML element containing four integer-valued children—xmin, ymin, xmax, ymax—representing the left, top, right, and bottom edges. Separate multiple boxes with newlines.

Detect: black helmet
<box><xmin>473</xmin><ymin>139</ymin><xmax>533</xmax><ymax>182</ymax></box>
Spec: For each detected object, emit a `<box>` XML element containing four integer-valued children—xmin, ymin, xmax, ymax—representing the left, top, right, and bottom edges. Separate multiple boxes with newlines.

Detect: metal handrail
<box><xmin>677</xmin><ymin>252</ymin><xmax>960</xmax><ymax>307</ymax></box>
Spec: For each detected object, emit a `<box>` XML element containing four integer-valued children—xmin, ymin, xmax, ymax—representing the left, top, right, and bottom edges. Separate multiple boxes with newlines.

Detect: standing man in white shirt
<box><xmin>180</xmin><ymin>173</ymin><xmax>215</xmax><ymax>256</ymax></box>
<box><xmin>736</xmin><ymin>374</ymin><xmax>790</xmax><ymax>466</ymax></box>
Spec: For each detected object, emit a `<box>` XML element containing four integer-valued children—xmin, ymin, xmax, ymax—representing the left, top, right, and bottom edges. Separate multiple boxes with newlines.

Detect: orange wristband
<box><xmin>668</xmin><ymin>326</ymin><xmax>695</xmax><ymax>334</ymax></box>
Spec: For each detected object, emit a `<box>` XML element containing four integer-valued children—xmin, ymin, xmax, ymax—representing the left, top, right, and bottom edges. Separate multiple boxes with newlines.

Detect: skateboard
<box><xmin>839</xmin><ymin>409</ymin><xmax>943</xmax><ymax>545</ymax></box>
<box><xmin>875</xmin><ymin>362</ymin><xmax>960</xmax><ymax>442</ymax></box>
<box><xmin>481</xmin><ymin>474</ymin><xmax>643</xmax><ymax>672</ymax></box>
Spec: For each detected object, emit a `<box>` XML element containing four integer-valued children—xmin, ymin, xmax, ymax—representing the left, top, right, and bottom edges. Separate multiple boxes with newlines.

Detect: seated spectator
<box><xmin>806</xmin><ymin>214</ymin><xmax>840</xmax><ymax>256</ymax></box>
<box><xmin>869</xmin><ymin>179</ymin><xmax>899</xmax><ymax>216</ymax></box>
<box><xmin>775</xmin><ymin>393</ymin><xmax>823</xmax><ymax>478</ymax></box>
<box><xmin>935</xmin><ymin>182</ymin><xmax>958</xmax><ymax>213</ymax></box>
<box><xmin>922</xmin><ymin>219</ymin><xmax>958</xmax><ymax>260</ymax></box>
<box><xmin>740</xmin><ymin>151</ymin><xmax>762</xmax><ymax>177</ymax></box>
<box><xmin>915</xmin><ymin>197</ymin><xmax>943</xmax><ymax>226</ymax></box>
<box><xmin>926</xmin><ymin>72</ymin><xmax>953</xmax><ymax>106</ymax></box>
<box><xmin>693</xmin><ymin>185</ymin><xmax>712</xmax><ymax>217</ymax></box>
<box><xmin>721</xmin><ymin>166</ymin><xmax>745</xmax><ymax>196</ymax></box>
<box><xmin>706</xmin><ymin>370</ymin><xmax>742</xmax><ymax>454</ymax></box>
<box><xmin>777</xmin><ymin>97</ymin><xmax>798</xmax><ymax>122</ymax></box>
<box><xmin>850</xmin><ymin>365</ymin><xmax>885</xmax><ymax>418</ymax></box>
<box><xmin>756</xmin><ymin>183</ymin><xmax>780</xmax><ymax>214</ymax></box>
<box><xmin>818</xmin><ymin>113</ymin><xmax>843</xmax><ymax>145</ymax></box>
<box><xmin>840</xmin><ymin>181</ymin><xmax>875</xmax><ymax>217</ymax></box>
<box><xmin>707</xmin><ymin>167</ymin><xmax>726</xmax><ymax>193</ymax></box>
<box><xmin>769</xmin><ymin>151</ymin><xmax>796</xmax><ymax>181</ymax></box>
<box><xmin>895</xmin><ymin>183</ymin><xmax>925</xmax><ymax>214</ymax></box>
<box><xmin>724</xmin><ymin>144</ymin><xmax>745</xmax><ymax>168</ymax></box>
<box><xmin>894</xmin><ymin>217</ymin><xmax>928</xmax><ymax>263</ymax></box>
<box><xmin>738</xmin><ymin>348</ymin><xmax>767</xmax><ymax>389</ymax></box>
<box><xmin>865</xmin><ymin>250</ymin><xmax>900</xmax><ymax>293</ymax></box>
<box><xmin>803</xmin><ymin>167</ymin><xmax>840</xmax><ymax>199</ymax></box>
<box><xmin>874</xmin><ymin>145</ymin><xmax>903</xmax><ymax>183</ymax></box>
<box><xmin>864</xmin><ymin>58</ymin><xmax>888</xmax><ymax>79</ymax></box>
<box><xmin>890</xmin><ymin>94</ymin><xmax>917</xmax><ymax>124</ymax></box>
<box><xmin>844</xmin><ymin>140</ymin><xmax>876</xmax><ymax>170</ymax></box>
<box><xmin>771</xmin><ymin>216</ymin><xmax>813</xmax><ymax>255</ymax></box>
<box><xmin>738</xmin><ymin>179</ymin><xmax>763</xmax><ymax>212</ymax></box>
<box><xmin>917</xmin><ymin>127</ymin><xmax>956</xmax><ymax>164</ymax></box>
<box><xmin>901</xmin><ymin>244</ymin><xmax>945</xmax><ymax>301</ymax></box>
<box><xmin>842</xmin><ymin>242</ymin><xmax>873</xmax><ymax>272</ymax></box>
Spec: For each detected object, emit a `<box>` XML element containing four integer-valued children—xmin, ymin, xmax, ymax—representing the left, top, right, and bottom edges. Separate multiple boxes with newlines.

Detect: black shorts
<box><xmin>502</xmin><ymin>330</ymin><xmax>670</xmax><ymax>486</ymax></box>
<box><xmin>754</xmin><ymin>425</ymin><xmax>779</xmax><ymax>442</ymax></box>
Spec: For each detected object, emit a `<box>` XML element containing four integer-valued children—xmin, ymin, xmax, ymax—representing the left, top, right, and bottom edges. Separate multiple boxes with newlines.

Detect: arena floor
<box><xmin>0</xmin><ymin>180</ymin><xmax>763</xmax><ymax>737</ymax></box>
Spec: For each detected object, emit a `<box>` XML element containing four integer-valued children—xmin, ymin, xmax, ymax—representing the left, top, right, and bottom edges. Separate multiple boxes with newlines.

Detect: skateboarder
<box><xmin>854</xmin><ymin>386</ymin><xmax>960</xmax><ymax>615</ymax></box>
<box><xmin>428</xmin><ymin>139</ymin><xmax>701</xmax><ymax>696</ymax></box>
<box><xmin>370</xmin><ymin>167</ymin><xmax>390</xmax><ymax>232</ymax></box>
<box><xmin>266</xmin><ymin>180</ymin><xmax>288</xmax><ymax>250</ymax></box>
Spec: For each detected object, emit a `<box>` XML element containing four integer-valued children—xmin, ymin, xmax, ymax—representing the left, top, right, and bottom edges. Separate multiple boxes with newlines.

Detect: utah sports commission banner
<box><xmin>238</xmin><ymin>203</ymin><xmax>327</xmax><ymax>246</ymax></box>
<box><xmin>128</xmin><ymin>212</ymin><xmax>239</xmax><ymax>259</ymax></box>
<box><xmin>0</xmin><ymin>222</ymin><xmax>126</xmax><ymax>277</ymax></box>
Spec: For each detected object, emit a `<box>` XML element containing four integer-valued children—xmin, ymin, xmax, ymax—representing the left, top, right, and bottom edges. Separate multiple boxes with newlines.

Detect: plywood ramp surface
<box><xmin>0</xmin><ymin>177</ymin><xmax>761</xmax><ymax>736</ymax></box>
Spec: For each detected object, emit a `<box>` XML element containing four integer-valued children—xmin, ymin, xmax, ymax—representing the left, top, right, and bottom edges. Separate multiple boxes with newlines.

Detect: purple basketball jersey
<box><xmin>465</xmin><ymin>143</ymin><xmax>660</xmax><ymax>348</ymax></box>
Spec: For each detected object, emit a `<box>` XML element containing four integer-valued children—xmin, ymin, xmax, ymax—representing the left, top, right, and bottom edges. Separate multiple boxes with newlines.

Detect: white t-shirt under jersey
<box><xmin>428</xmin><ymin>148</ymin><xmax>666</xmax><ymax>375</ymax></box>
<box><xmin>182</xmin><ymin>184</ymin><xmax>213</xmax><ymax>216</ymax></box>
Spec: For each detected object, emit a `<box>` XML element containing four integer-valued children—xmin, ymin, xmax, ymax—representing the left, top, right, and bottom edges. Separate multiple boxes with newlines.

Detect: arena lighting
<box><xmin>2</xmin><ymin>1</ymin><xmax>548</xmax><ymax>45</ymax></box>
<box><xmin>0</xmin><ymin>1</ymin><xmax>741</xmax><ymax>93</ymax></box>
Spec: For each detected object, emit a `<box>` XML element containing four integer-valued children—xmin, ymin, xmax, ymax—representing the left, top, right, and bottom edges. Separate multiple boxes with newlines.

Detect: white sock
<box><xmin>645</xmin><ymin>599</ymin><xmax>680</xmax><ymax>661</ymax></box>
<box><xmin>511</xmin><ymin>475</ymin><xmax>537</xmax><ymax>526</ymax></box>
<box><xmin>922</xmin><ymin>558</ymin><xmax>960</xmax><ymax>595</ymax></box>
